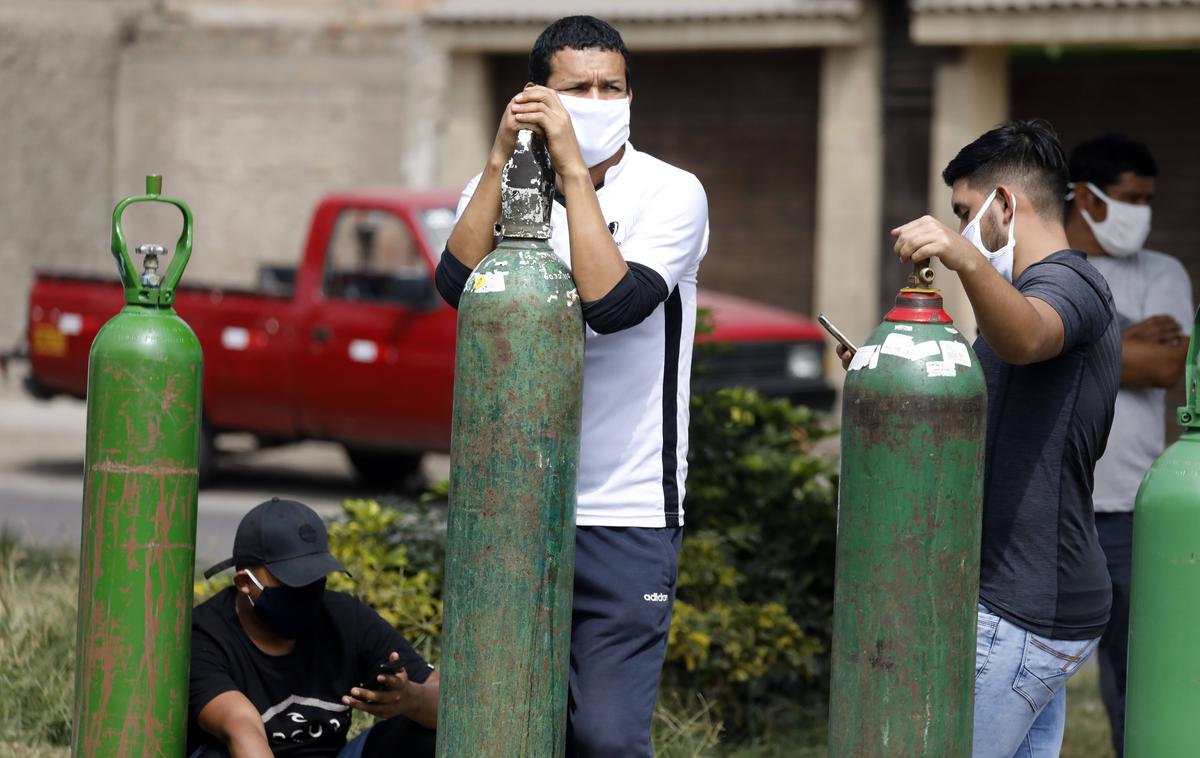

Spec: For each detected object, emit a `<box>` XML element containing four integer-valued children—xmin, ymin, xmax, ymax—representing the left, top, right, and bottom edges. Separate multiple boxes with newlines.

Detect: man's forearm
<box><xmin>402</xmin><ymin>680</ymin><xmax>439</xmax><ymax>730</ymax></box>
<box><xmin>1122</xmin><ymin>339</ymin><xmax>1188</xmax><ymax>388</ymax></box>
<box><xmin>227</xmin><ymin>731</ymin><xmax>274</xmax><ymax>758</ymax></box>
<box><xmin>561</xmin><ymin>170</ymin><xmax>628</xmax><ymax>301</ymax></box>
<box><xmin>446</xmin><ymin>158</ymin><xmax>505</xmax><ymax>268</ymax></box>
<box><xmin>958</xmin><ymin>259</ymin><xmax>1062</xmax><ymax>365</ymax></box>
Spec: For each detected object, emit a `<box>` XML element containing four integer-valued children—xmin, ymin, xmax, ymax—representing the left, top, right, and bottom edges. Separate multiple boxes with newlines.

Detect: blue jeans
<box><xmin>338</xmin><ymin>727</ymin><xmax>373</xmax><ymax>758</ymax></box>
<box><xmin>973</xmin><ymin>603</ymin><xmax>1098</xmax><ymax>758</ymax></box>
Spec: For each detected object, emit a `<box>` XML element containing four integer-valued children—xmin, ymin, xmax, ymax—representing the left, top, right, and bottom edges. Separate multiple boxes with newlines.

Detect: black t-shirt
<box><xmin>976</xmin><ymin>250</ymin><xmax>1120</xmax><ymax>641</ymax></box>
<box><xmin>187</xmin><ymin>588</ymin><xmax>433</xmax><ymax>756</ymax></box>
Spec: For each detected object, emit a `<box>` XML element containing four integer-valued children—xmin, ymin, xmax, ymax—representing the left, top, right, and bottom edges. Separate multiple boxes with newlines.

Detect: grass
<box><xmin>0</xmin><ymin>534</ymin><xmax>76</xmax><ymax>757</ymax></box>
<box><xmin>1063</xmin><ymin>660</ymin><xmax>1117</xmax><ymax>758</ymax></box>
<box><xmin>653</xmin><ymin>660</ymin><xmax>1117</xmax><ymax>757</ymax></box>
<box><xmin>1</xmin><ymin>535</ymin><xmax>1118</xmax><ymax>757</ymax></box>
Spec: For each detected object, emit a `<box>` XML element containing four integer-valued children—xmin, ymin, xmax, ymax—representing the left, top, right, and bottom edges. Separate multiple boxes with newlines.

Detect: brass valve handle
<box><xmin>907</xmin><ymin>263</ymin><xmax>935</xmax><ymax>289</ymax></box>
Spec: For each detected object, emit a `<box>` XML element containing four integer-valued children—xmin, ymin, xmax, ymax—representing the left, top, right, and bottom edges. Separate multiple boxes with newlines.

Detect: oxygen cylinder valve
<box><xmin>907</xmin><ymin>263</ymin><xmax>935</xmax><ymax>289</ymax></box>
<box><xmin>136</xmin><ymin>244</ymin><xmax>167</xmax><ymax>288</ymax></box>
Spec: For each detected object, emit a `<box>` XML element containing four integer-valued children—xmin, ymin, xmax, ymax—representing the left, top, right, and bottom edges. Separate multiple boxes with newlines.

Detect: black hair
<box><xmin>942</xmin><ymin>119</ymin><xmax>1069</xmax><ymax>222</ymax></box>
<box><xmin>529</xmin><ymin>15</ymin><xmax>631</xmax><ymax>89</ymax></box>
<box><xmin>1068</xmin><ymin>133</ymin><xmax>1158</xmax><ymax>190</ymax></box>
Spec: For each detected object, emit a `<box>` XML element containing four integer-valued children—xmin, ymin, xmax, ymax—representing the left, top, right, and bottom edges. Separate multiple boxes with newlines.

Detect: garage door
<box><xmin>491</xmin><ymin>50</ymin><xmax>821</xmax><ymax>314</ymax></box>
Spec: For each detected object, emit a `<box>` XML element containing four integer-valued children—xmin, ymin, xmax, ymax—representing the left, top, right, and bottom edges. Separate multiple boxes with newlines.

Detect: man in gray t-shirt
<box><xmin>842</xmin><ymin>120</ymin><xmax>1121</xmax><ymax>758</ymax></box>
<box><xmin>1066</xmin><ymin>133</ymin><xmax>1193</xmax><ymax>756</ymax></box>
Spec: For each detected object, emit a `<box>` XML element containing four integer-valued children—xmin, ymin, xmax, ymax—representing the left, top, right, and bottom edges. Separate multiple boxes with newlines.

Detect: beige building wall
<box><xmin>926</xmin><ymin>47</ymin><xmax>1010</xmax><ymax>340</ymax></box>
<box><xmin>0</xmin><ymin>1</ymin><xmax>441</xmax><ymax>353</ymax></box>
<box><xmin>115</xmin><ymin>17</ymin><xmax>430</xmax><ymax>290</ymax></box>
<box><xmin>0</xmin><ymin>1</ymin><xmax>149</xmax><ymax>349</ymax></box>
<box><xmin>813</xmin><ymin>10</ymin><xmax>883</xmax><ymax>382</ymax></box>
<box><xmin>435</xmin><ymin>52</ymin><xmax>493</xmax><ymax>191</ymax></box>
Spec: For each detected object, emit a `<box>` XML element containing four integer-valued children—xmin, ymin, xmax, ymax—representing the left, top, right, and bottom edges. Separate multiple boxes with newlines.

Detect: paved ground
<box><xmin>0</xmin><ymin>361</ymin><xmax>447</xmax><ymax>565</ymax></box>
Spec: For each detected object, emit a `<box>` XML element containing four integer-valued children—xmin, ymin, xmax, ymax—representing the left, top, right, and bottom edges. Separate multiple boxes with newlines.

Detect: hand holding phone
<box><xmin>359</xmin><ymin>659</ymin><xmax>407</xmax><ymax>691</ymax></box>
<box><xmin>817</xmin><ymin>313</ymin><xmax>857</xmax><ymax>356</ymax></box>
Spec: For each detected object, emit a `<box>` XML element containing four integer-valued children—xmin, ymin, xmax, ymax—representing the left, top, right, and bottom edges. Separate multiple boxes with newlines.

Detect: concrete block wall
<box><xmin>0</xmin><ymin>0</ymin><xmax>441</xmax><ymax>351</ymax></box>
<box><xmin>0</xmin><ymin>1</ymin><xmax>149</xmax><ymax>349</ymax></box>
<box><xmin>115</xmin><ymin>20</ymin><xmax>425</xmax><ymax>291</ymax></box>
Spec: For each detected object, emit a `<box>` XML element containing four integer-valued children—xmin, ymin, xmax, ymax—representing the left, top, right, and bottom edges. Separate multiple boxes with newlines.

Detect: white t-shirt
<box><xmin>1089</xmin><ymin>249</ymin><xmax>1194</xmax><ymax>513</ymax></box>
<box><xmin>455</xmin><ymin>143</ymin><xmax>710</xmax><ymax>527</ymax></box>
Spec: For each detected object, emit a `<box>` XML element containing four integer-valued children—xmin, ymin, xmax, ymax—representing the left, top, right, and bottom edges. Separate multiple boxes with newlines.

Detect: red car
<box><xmin>24</xmin><ymin>191</ymin><xmax>833</xmax><ymax>484</ymax></box>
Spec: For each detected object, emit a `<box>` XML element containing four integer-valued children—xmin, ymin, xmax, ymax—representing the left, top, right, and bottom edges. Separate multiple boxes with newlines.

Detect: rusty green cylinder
<box><xmin>72</xmin><ymin>176</ymin><xmax>202</xmax><ymax>757</ymax></box>
<box><xmin>830</xmin><ymin>288</ymin><xmax>987</xmax><ymax>756</ymax></box>
<box><xmin>1125</xmin><ymin>306</ymin><xmax>1200</xmax><ymax>757</ymax></box>
<box><xmin>436</xmin><ymin>131</ymin><xmax>583</xmax><ymax>757</ymax></box>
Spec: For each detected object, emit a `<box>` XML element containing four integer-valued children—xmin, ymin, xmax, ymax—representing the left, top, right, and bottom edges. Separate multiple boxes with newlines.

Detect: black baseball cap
<box><xmin>203</xmin><ymin>497</ymin><xmax>350</xmax><ymax>586</ymax></box>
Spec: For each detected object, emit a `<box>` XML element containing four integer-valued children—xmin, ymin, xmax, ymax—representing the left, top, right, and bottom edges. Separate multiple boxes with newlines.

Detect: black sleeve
<box><xmin>435</xmin><ymin>248</ymin><xmax>473</xmax><ymax>309</ymax></box>
<box><xmin>188</xmin><ymin>621</ymin><xmax>239</xmax><ymax>721</ymax></box>
<box><xmin>581</xmin><ymin>262</ymin><xmax>670</xmax><ymax>335</ymax></box>
<box><xmin>355</xmin><ymin>601</ymin><xmax>434</xmax><ymax>685</ymax></box>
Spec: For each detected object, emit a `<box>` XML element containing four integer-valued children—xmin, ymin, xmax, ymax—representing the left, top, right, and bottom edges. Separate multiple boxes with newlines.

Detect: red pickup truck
<box><xmin>24</xmin><ymin>190</ymin><xmax>833</xmax><ymax>485</ymax></box>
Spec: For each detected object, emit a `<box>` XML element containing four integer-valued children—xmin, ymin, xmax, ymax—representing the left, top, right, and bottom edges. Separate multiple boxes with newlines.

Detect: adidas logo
<box><xmin>643</xmin><ymin>593</ymin><xmax>669</xmax><ymax>603</ymax></box>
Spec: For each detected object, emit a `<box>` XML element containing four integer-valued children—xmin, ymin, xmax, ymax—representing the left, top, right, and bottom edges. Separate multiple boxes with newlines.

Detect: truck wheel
<box><xmin>344</xmin><ymin>447</ymin><xmax>425</xmax><ymax>492</ymax></box>
<box><xmin>198</xmin><ymin>421</ymin><xmax>217</xmax><ymax>488</ymax></box>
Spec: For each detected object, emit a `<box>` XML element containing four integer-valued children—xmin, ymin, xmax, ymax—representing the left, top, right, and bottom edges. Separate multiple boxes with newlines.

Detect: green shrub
<box><xmin>672</xmin><ymin>387</ymin><xmax>839</xmax><ymax>735</ymax></box>
<box><xmin>325</xmin><ymin>498</ymin><xmax>445</xmax><ymax>664</ymax></box>
<box><xmin>309</xmin><ymin>388</ymin><xmax>839</xmax><ymax>744</ymax></box>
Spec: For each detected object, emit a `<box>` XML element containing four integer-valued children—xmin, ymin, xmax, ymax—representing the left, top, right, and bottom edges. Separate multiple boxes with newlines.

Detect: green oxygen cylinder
<box><xmin>435</xmin><ymin>130</ymin><xmax>584</xmax><ymax>757</ymax></box>
<box><xmin>1125</xmin><ymin>306</ymin><xmax>1200</xmax><ymax>756</ymax></box>
<box><xmin>829</xmin><ymin>269</ymin><xmax>987</xmax><ymax>756</ymax></box>
<box><xmin>72</xmin><ymin>176</ymin><xmax>203</xmax><ymax>757</ymax></box>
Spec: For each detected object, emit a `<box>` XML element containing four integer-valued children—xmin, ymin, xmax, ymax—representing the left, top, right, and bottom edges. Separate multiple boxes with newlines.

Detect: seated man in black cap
<box><xmin>187</xmin><ymin>497</ymin><xmax>438</xmax><ymax>758</ymax></box>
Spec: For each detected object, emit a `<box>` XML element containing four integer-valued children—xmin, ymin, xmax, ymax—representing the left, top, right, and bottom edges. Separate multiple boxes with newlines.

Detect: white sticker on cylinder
<box><xmin>58</xmin><ymin>313</ymin><xmax>83</xmax><ymax>336</ymax></box>
<box><xmin>880</xmin><ymin>333</ymin><xmax>940</xmax><ymax>362</ymax></box>
<box><xmin>349</xmin><ymin>339</ymin><xmax>379</xmax><ymax>363</ymax></box>
<box><xmin>926</xmin><ymin>361</ymin><xmax>957</xmax><ymax>377</ymax></box>
<box><xmin>910</xmin><ymin>340</ymin><xmax>941</xmax><ymax>361</ymax></box>
<box><xmin>848</xmin><ymin>344</ymin><xmax>881</xmax><ymax>371</ymax></box>
<box><xmin>939</xmin><ymin>340</ymin><xmax>972</xmax><ymax>367</ymax></box>
<box><xmin>467</xmin><ymin>271</ymin><xmax>506</xmax><ymax>294</ymax></box>
<box><xmin>880</xmin><ymin>333</ymin><xmax>915</xmax><ymax>359</ymax></box>
<box><xmin>221</xmin><ymin>327</ymin><xmax>250</xmax><ymax>350</ymax></box>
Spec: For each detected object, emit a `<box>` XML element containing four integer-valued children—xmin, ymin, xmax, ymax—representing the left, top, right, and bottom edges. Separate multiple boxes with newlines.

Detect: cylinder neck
<box><xmin>1179</xmin><ymin>305</ymin><xmax>1200</xmax><ymax>429</ymax></box>
<box><xmin>884</xmin><ymin>289</ymin><xmax>953</xmax><ymax>325</ymax></box>
<box><xmin>498</xmin><ymin>130</ymin><xmax>554</xmax><ymax>240</ymax></box>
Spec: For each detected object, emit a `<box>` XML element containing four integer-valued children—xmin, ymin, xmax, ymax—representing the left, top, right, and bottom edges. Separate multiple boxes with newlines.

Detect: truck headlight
<box><xmin>787</xmin><ymin>344</ymin><xmax>823</xmax><ymax>380</ymax></box>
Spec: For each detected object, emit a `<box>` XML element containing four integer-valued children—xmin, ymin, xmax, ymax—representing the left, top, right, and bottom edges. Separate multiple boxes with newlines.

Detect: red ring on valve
<box><xmin>885</xmin><ymin>290</ymin><xmax>953</xmax><ymax>324</ymax></box>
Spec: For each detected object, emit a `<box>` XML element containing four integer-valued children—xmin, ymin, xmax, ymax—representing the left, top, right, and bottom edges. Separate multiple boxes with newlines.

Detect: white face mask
<box><xmin>560</xmin><ymin>95</ymin><xmax>630</xmax><ymax>168</ymax></box>
<box><xmin>1078</xmin><ymin>181</ymin><xmax>1151</xmax><ymax>258</ymax></box>
<box><xmin>961</xmin><ymin>188</ymin><xmax>1017</xmax><ymax>282</ymax></box>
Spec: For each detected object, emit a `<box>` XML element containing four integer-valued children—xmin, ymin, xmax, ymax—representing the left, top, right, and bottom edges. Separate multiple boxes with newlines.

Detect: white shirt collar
<box><xmin>600</xmin><ymin>142</ymin><xmax>635</xmax><ymax>189</ymax></box>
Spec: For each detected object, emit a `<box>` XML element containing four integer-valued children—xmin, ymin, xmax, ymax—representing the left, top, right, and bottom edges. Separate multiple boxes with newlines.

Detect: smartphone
<box><xmin>359</xmin><ymin>659</ymin><xmax>407</xmax><ymax>691</ymax></box>
<box><xmin>817</xmin><ymin>313</ymin><xmax>857</xmax><ymax>356</ymax></box>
